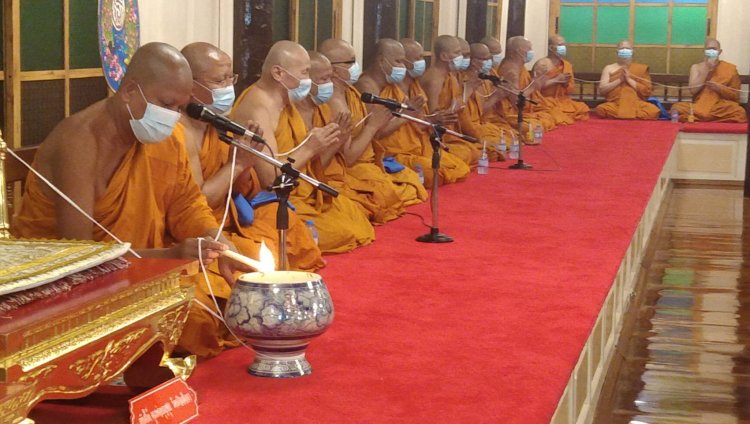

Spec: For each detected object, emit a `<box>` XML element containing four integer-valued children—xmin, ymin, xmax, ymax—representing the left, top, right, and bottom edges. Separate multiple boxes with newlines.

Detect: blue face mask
<box><xmin>617</xmin><ymin>48</ymin><xmax>633</xmax><ymax>59</ymax></box>
<box><xmin>127</xmin><ymin>84</ymin><xmax>181</xmax><ymax>144</ymax></box>
<box><xmin>492</xmin><ymin>53</ymin><xmax>503</xmax><ymax>66</ymax></box>
<box><xmin>459</xmin><ymin>57</ymin><xmax>471</xmax><ymax>71</ymax></box>
<box><xmin>384</xmin><ymin>60</ymin><xmax>407</xmax><ymax>83</ymax></box>
<box><xmin>524</xmin><ymin>50</ymin><xmax>535</xmax><ymax>63</ymax></box>
<box><xmin>480</xmin><ymin>59</ymin><xmax>493</xmax><ymax>75</ymax></box>
<box><xmin>312</xmin><ymin>81</ymin><xmax>334</xmax><ymax>104</ymax></box>
<box><xmin>210</xmin><ymin>85</ymin><xmax>235</xmax><ymax>114</ymax></box>
<box><xmin>408</xmin><ymin>59</ymin><xmax>426</xmax><ymax>77</ymax></box>
<box><xmin>705</xmin><ymin>49</ymin><xmax>720</xmax><ymax>59</ymax></box>
<box><xmin>347</xmin><ymin>62</ymin><xmax>361</xmax><ymax>84</ymax></box>
<box><xmin>555</xmin><ymin>45</ymin><xmax>567</xmax><ymax>57</ymax></box>
<box><xmin>450</xmin><ymin>55</ymin><xmax>464</xmax><ymax>71</ymax></box>
<box><xmin>280</xmin><ymin>68</ymin><xmax>312</xmax><ymax>103</ymax></box>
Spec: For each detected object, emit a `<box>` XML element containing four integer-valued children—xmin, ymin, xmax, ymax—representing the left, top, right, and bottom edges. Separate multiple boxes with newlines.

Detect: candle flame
<box><xmin>257</xmin><ymin>241</ymin><xmax>275</xmax><ymax>272</ymax></box>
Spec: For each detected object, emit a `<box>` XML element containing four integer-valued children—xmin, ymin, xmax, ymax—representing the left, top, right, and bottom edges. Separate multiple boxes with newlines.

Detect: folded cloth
<box><xmin>382</xmin><ymin>156</ymin><xmax>406</xmax><ymax>173</ymax></box>
<box><xmin>647</xmin><ymin>97</ymin><xmax>670</xmax><ymax>120</ymax></box>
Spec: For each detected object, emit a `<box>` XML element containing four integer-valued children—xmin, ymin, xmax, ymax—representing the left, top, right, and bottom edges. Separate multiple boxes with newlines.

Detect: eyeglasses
<box><xmin>330</xmin><ymin>60</ymin><xmax>356</xmax><ymax>65</ymax></box>
<box><xmin>196</xmin><ymin>74</ymin><xmax>239</xmax><ymax>87</ymax></box>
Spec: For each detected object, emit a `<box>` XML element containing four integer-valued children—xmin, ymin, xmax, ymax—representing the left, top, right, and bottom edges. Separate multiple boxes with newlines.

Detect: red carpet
<box><xmin>30</xmin><ymin>118</ymin><xmax>680</xmax><ymax>423</ymax></box>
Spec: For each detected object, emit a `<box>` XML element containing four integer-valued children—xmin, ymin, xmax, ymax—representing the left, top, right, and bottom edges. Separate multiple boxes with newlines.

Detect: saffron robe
<box><xmin>595</xmin><ymin>63</ymin><xmax>660</xmax><ymax>120</ymax></box>
<box><xmin>456</xmin><ymin>75</ymin><xmax>515</xmax><ymax>160</ymax></box>
<box><xmin>275</xmin><ymin>102</ymin><xmax>375</xmax><ymax>253</ymax></box>
<box><xmin>492</xmin><ymin>64</ymin><xmax>557</xmax><ymax>136</ymax></box>
<box><xmin>540</xmin><ymin>59</ymin><xmax>589</xmax><ymax>122</ymax></box>
<box><xmin>376</xmin><ymin>81</ymin><xmax>470</xmax><ymax>186</ymax></box>
<box><xmin>435</xmin><ymin>72</ymin><xmax>482</xmax><ymax>165</ymax></box>
<box><xmin>12</xmin><ymin>136</ymin><xmax>235</xmax><ymax>358</ymax></box>
<box><xmin>343</xmin><ymin>84</ymin><xmax>427</xmax><ymax>209</ymax></box>
<box><xmin>671</xmin><ymin>61</ymin><xmax>747</xmax><ymax>123</ymax></box>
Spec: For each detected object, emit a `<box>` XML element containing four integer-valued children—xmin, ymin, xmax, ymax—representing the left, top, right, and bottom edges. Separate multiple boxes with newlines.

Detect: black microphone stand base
<box><xmin>416</xmin><ymin>227</ymin><xmax>454</xmax><ymax>243</ymax></box>
<box><xmin>509</xmin><ymin>160</ymin><xmax>533</xmax><ymax>170</ymax></box>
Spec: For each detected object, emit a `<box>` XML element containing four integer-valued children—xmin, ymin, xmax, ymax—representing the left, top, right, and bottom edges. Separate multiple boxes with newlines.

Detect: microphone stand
<box><xmin>392</xmin><ymin>110</ymin><xmax>476</xmax><ymax>243</ymax></box>
<box><xmin>489</xmin><ymin>78</ymin><xmax>537</xmax><ymax>170</ymax></box>
<box><xmin>216</xmin><ymin>131</ymin><xmax>338</xmax><ymax>270</ymax></box>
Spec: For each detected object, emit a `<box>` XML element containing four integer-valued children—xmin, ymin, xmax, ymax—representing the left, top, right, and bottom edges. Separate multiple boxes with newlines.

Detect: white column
<box><xmin>139</xmin><ymin>0</ymin><xmax>231</xmax><ymax>51</ymax></box>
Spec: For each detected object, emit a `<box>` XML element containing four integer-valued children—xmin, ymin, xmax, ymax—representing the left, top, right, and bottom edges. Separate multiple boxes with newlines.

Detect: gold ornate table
<box><xmin>0</xmin><ymin>258</ymin><xmax>196</xmax><ymax>424</ymax></box>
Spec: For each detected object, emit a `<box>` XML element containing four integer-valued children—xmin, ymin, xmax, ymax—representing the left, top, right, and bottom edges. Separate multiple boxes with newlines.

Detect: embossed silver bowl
<box><xmin>224</xmin><ymin>271</ymin><xmax>334</xmax><ymax>378</ymax></box>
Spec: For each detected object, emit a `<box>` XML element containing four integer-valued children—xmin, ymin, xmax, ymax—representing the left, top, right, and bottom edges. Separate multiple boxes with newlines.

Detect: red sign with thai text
<box><xmin>129</xmin><ymin>377</ymin><xmax>199</xmax><ymax>424</ymax></box>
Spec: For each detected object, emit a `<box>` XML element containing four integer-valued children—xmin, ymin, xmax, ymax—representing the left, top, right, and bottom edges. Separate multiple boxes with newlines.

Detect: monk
<box><xmin>495</xmin><ymin>36</ymin><xmax>556</xmax><ymax>139</ymax></box>
<box><xmin>320</xmin><ymin>38</ymin><xmax>427</xmax><ymax>210</ymax></box>
<box><xmin>456</xmin><ymin>37</ymin><xmax>471</xmax><ymax>74</ymax></box>
<box><xmin>232</xmin><ymin>40</ymin><xmax>374</xmax><ymax>253</ymax></box>
<box><xmin>456</xmin><ymin>42</ymin><xmax>515</xmax><ymax>159</ymax></box>
<box><xmin>595</xmin><ymin>40</ymin><xmax>660</xmax><ymax>120</ymax></box>
<box><xmin>480</xmin><ymin>36</ymin><xmax>504</xmax><ymax>76</ymax></box>
<box><xmin>368</xmin><ymin>37</ymin><xmax>470</xmax><ymax>186</ymax></box>
<box><xmin>420</xmin><ymin>35</ymin><xmax>481</xmax><ymax>165</ymax></box>
<box><xmin>536</xmin><ymin>34</ymin><xmax>589</xmax><ymax>122</ymax></box>
<box><xmin>178</xmin><ymin>42</ymin><xmax>324</xmax><ymax>271</ymax></box>
<box><xmin>670</xmin><ymin>38</ymin><xmax>747</xmax><ymax>123</ymax></box>
<box><xmin>12</xmin><ymin>43</ymin><xmax>254</xmax><ymax>372</ymax></box>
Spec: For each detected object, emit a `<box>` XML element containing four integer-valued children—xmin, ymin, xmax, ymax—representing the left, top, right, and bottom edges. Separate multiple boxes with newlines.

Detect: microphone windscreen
<box><xmin>186</xmin><ymin>103</ymin><xmax>206</xmax><ymax>120</ymax></box>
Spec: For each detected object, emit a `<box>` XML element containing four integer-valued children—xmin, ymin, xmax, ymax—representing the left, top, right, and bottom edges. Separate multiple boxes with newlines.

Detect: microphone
<box><xmin>360</xmin><ymin>93</ymin><xmax>414</xmax><ymax>111</ymax></box>
<box><xmin>186</xmin><ymin>103</ymin><xmax>266</xmax><ymax>144</ymax></box>
<box><xmin>479</xmin><ymin>73</ymin><xmax>504</xmax><ymax>86</ymax></box>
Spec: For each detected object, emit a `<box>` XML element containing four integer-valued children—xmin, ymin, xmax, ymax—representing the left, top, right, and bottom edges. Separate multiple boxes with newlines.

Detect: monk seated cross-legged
<box><xmin>493</xmin><ymin>36</ymin><xmax>556</xmax><ymax>142</ymax></box>
<box><xmin>318</xmin><ymin>38</ymin><xmax>427</xmax><ymax>214</ymax></box>
<box><xmin>535</xmin><ymin>34</ymin><xmax>589</xmax><ymax>123</ymax></box>
<box><xmin>595</xmin><ymin>40</ymin><xmax>660</xmax><ymax>120</ymax></box>
<box><xmin>670</xmin><ymin>38</ymin><xmax>747</xmax><ymax>123</ymax></box>
<box><xmin>420</xmin><ymin>35</ymin><xmax>482</xmax><ymax>165</ymax></box>
<box><xmin>231</xmin><ymin>40</ymin><xmax>374</xmax><ymax>254</ymax></box>
<box><xmin>12</xmin><ymin>43</ymin><xmax>255</xmax><ymax>378</ymax></box>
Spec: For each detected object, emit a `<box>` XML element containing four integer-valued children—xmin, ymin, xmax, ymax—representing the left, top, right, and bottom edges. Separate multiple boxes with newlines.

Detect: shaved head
<box><xmin>181</xmin><ymin>42</ymin><xmax>234</xmax><ymax>105</ymax></box>
<box><xmin>705</xmin><ymin>37</ymin><xmax>721</xmax><ymax>49</ymax></box>
<box><xmin>319</xmin><ymin>38</ymin><xmax>356</xmax><ymax>63</ymax></box>
<box><xmin>309</xmin><ymin>51</ymin><xmax>331</xmax><ymax>77</ymax></box>
<box><xmin>121</xmin><ymin>42</ymin><xmax>192</xmax><ymax>90</ymax></box>
<box><xmin>480</xmin><ymin>36</ymin><xmax>503</xmax><ymax>55</ymax></box>
<box><xmin>181</xmin><ymin>42</ymin><xmax>226</xmax><ymax>76</ymax></box>
<box><xmin>507</xmin><ymin>36</ymin><xmax>531</xmax><ymax>54</ymax></box>
<box><xmin>548</xmin><ymin>34</ymin><xmax>565</xmax><ymax>47</ymax></box>
<box><xmin>262</xmin><ymin>40</ymin><xmax>309</xmax><ymax>74</ymax></box>
<box><xmin>533</xmin><ymin>57</ymin><xmax>554</xmax><ymax>76</ymax></box>
<box><xmin>401</xmin><ymin>38</ymin><xmax>424</xmax><ymax>63</ymax></box>
<box><xmin>434</xmin><ymin>35</ymin><xmax>460</xmax><ymax>57</ymax></box>
<box><xmin>470</xmin><ymin>43</ymin><xmax>490</xmax><ymax>59</ymax></box>
<box><xmin>617</xmin><ymin>40</ymin><xmax>633</xmax><ymax>50</ymax></box>
<box><xmin>457</xmin><ymin>37</ymin><xmax>470</xmax><ymax>56</ymax></box>
<box><xmin>376</xmin><ymin>38</ymin><xmax>404</xmax><ymax>58</ymax></box>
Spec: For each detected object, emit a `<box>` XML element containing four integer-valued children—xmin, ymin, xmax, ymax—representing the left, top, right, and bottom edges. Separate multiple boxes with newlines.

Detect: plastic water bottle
<box><xmin>533</xmin><ymin>124</ymin><xmax>543</xmax><ymax>144</ymax></box>
<box><xmin>478</xmin><ymin>142</ymin><xmax>489</xmax><ymax>175</ymax></box>
<box><xmin>670</xmin><ymin>110</ymin><xmax>679</xmax><ymax>123</ymax></box>
<box><xmin>305</xmin><ymin>220</ymin><xmax>319</xmax><ymax>245</ymax></box>
<box><xmin>509</xmin><ymin>135</ymin><xmax>520</xmax><ymax>160</ymax></box>
<box><xmin>496</xmin><ymin>132</ymin><xmax>507</xmax><ymax>158</ymax></box>
<box><xmin>414</xmin><ymin>165</ymin><xmax>425</xmax><ymax>185</ymax></box>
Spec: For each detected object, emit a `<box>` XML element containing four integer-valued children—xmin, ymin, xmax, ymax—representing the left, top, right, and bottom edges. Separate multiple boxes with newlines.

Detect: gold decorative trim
<box><xmin>158</xmin><ymin>303</ymin><xmax>191</xmax><ymax>347</ymax></box>
<box><xmin>0</xmin><ymin>384</ymin><xmax>36</xmax><ymax>424</ymax></box>
<box><xmin>69</xmin><ymin>328</ymin><xmax>148</xmax><ymax>382</ymax></box>
<box><xmin>16</xmin><ymin>364</ymin><xmax>56</xmax><ymax>385</ymax></box>
<box><xmin>0</xmin><ymin>136</ymin><xmax>10</xmax><ymax>240</ymax></box>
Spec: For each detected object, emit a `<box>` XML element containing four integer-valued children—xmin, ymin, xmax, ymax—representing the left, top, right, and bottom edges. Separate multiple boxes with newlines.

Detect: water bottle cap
<box><xmin>305</xmin><ymin>220</ymin><xmax>314</xmax><ymax>225</ymax></box>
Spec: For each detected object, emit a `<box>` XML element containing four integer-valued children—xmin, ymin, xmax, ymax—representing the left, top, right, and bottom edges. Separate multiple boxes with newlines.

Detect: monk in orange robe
<box><xmin>232</xmin><ymin>40</ymin><xmax>374</xmax><ymax>253</ymax></box>
<box><xmin>480</xmin><ymin>36</ymin><xmax>504</xmax><ymax>77</ymax></box>
<box><xmin>12</xmin><ymin>43</ymin><xmax>252</xmax><ymax>369</ymax></box>
<box><xmin>354</xmin><ymin>38</ymin><xmax>469</xmax><ymax>185</ymax></box>
<box><xmin>319</xmin><ymin>38</ymin><xmax>427</xmax><ymax>209</ymax></box>
<box><xmin>536</xmin><ymin>34</ymin><xmax>589</xmax><ymax>122</ymax></box>
<box><xmin>420</xmin><ymin>35</ymin><xmax>482</xmax><ymax>165</ymax></box>
<box><xmin>494</xmin><ymin>36</ymin><xmax>556</xmax><ymax>139</ymax></box>
<box><xmin>595</xmin><ymin>40</ymin><xmax>660</xmax><ymax>120</ymax></box>
<box><xmin>670</xmin><ymin>38</ymin><xmax>747</xmax><ymax>123</ymax></box>
<box><xmin>179</xmin><ymin>42</ymin><xmax>324</xmax><ymax>271</ymax></box>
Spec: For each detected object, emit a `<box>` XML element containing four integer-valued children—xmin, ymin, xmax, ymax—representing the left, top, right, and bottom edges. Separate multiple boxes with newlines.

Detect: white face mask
<box><xmin>492</xmin><ymin>53</ymin><xmax>503</xmax><ymax>66</ymax></box>
<box><xmin>126</xmin><ymin>84</ymin><xmax>181</xmax><ymax>144</ymax></box>
<box><xmin>209</xmin><ymin>85</ymin><xmax>235</xmax><ymax>114</ymax></box>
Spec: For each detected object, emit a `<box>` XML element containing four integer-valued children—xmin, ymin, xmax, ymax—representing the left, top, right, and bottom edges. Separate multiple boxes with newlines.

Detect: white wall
<box><xmin>139</xmin><ymin>0</ymin><xmax>233</xmax><ymax>53</ymax></box>
<box><xmin>717</xmin><ymin>0</ymin><xmax>750</xmax><ymax>75</ymax></box>
<box><xmin>523</xmin><ymin>0</ymin><xmax>549</xmax><ymax>69</ymax></box>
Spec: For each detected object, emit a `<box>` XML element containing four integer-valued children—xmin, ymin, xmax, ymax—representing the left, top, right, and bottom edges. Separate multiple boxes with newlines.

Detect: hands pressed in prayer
<box><xmin>704</xmin><ymin>80</ymin><xmax>723</xmax><ymax>92</ymax></box>
<box><xmin>405</xmin><ymin>95</ymin><xmax>426</xmax><ymax>111</ymax></box>
<box><xmin>428</xmin><ymin>108</ymin><xmax>459</xmax><ymax>126</ymax></box>
<box><xmin>332</xmin><ymin>111</ymin><xmax>352</xmax><ymax>146</ymax></box>
<box><xmin>368</xmin><ymin>106</ymin><xmax>394</xmax><ymax>129</ymax></box>
<box><xmin>307</xmin><ymin>123</ymin><xmax>342</xmax><ymax>154</ymax></box>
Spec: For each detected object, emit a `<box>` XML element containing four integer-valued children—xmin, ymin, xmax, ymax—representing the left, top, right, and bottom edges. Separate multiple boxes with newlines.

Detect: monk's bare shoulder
<box><xmin>355</xmin><ymin>74</ymin><xmax>379</xmax><ymax>96</ymax></box>
<box><xmin>37</xmin><ymin>101</ymin><xmax>102</xmax><ymax>174</ymax></box>
<box><xmin>328</xmin><ymin>93</ymin><xmax>349</xmax><ymax>116</ymax></box>
<box><xmin>419</xmin><ymin>68</ymin><xmax>444</xmax><ymax>93</ymax></box>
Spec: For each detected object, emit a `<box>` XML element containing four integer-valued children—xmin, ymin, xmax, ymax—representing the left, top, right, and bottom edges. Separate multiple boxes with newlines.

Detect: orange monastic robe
<box><xmin>276</xmin><ymin>102</ymin><xmax>375</xmax><ymax>253</ymax></box>
<box><xmin>456</xmin><ymin>75</ymin><xmax>515</xmax><ymax>160</ymax></box>
<box><xmin>436</xmin><ymin>72</ymin><xmax>482</xmax><ymax>165</ymax></box>
<box><xmin>671</xmin><ymin>61</ymin><xmax>747</xmax><ymax>123</ymax></box>
<box><xmin>595</xmin><ymin>63</ymin><xmax>660</xmax><ymax>120</ymax></box>
<box><xmin>541</xmin><ymin>59</ymin><xmax>589</xmax><ymax>122</ymax></box>
<box><xmin>343</xmin><ymin>84</ymin><xmax>427</xmax><ymax>209</ymax></box>
<box><xmin>192</xmin><ymin>124</ymin><xmax>324</xmax><ymax>272</ymax></box>
<box><xmin>376</xmin><ymin>81</ymin><xmax>470</xmax><ymax>186</ymax></box>
<box><xmin>12</xmin><ymin>136</ymin><xmax>237</xmax><ymax>358</ymax></box>
<box><xmin>494</xmin><ymin>64</ymin><xmax>557</xmax><ymax>135</ymax></box>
